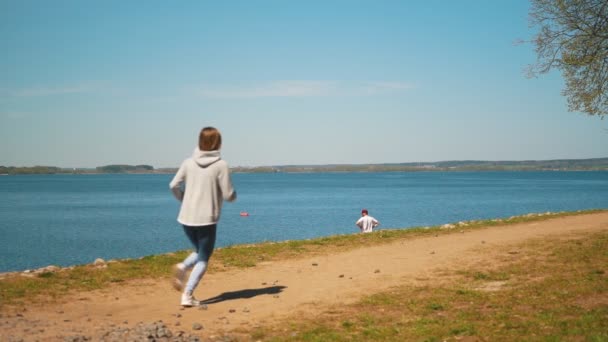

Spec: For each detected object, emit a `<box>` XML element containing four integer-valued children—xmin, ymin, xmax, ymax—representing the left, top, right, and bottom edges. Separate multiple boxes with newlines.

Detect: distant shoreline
<box><xmin>2</xmin><ymin>169</ymin><xmax>608</xmax><ymax>176</ymax></box>
<box><xmin>2</xmin><ymin>157</ymin><xmax>607</xmax><ymax>175</ymax></box>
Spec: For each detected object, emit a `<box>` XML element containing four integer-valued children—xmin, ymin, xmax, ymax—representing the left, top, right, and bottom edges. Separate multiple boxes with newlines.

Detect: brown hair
<box><xmin>199</xmin><ymin>127</ymin><xmax>222</xmax><ymax>151</ymax></box>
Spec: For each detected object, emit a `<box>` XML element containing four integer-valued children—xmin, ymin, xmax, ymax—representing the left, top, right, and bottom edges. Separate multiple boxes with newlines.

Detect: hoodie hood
<box><xmin>192</xmin><ymin>147</ymin><xmax>221</xmax><ymax>167</ymax></box>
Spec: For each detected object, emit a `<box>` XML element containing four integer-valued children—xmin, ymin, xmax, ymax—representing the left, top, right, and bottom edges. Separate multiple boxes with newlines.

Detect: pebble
<box><xmin>374</xmin><ymin>269</ymin><xmax>380</xmax><ymax>273</ymax></box>
<box><xmin>64</xmin><ymin>336</ymin><xmax>91</xmax><ymax>342</ymax></box>
<box><xmin>95</xmin><ymin>321</ymin><xmax>200</xmax><ymax>341</ymax></box>
<box><xmin>312</xmin><ymin>263</ymin><xmax>318</xmax><ymax>266</ymax></box>
<box><xmin>338</xmin><ymin>274</ymin><xmax>344</xmax><ymax>278</ymax></box>
<box><xmin>192</xmin><ymin>323</ymin><xmax>203</xmax><ymax>330</ymax></box>
<box><xmin>93</xmin><ymin>258</ymin><xmax>106</xmax><ymax>266</ymax></box>
<box><xmin>229</xmin><ymin>309</ymin><xmax>236</xmax><ymax>313</ymax></box>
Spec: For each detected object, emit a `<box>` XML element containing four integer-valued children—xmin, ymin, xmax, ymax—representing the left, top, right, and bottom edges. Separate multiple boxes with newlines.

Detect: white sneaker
<box><xmin>172</xmin><ymin>263</ymin><xmax>186</xmax><ymax>292</ymax></box>
<box><xmin>181</xmin><ymin>292</ymin><xmax>201</xmax><ymax>307</ymax></box>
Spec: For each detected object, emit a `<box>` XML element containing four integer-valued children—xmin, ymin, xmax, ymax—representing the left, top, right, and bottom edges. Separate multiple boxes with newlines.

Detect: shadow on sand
<box><xmin>200</xmin><ymin>285</ymin><xmax>287</xmax><ymax>304</ymax></box>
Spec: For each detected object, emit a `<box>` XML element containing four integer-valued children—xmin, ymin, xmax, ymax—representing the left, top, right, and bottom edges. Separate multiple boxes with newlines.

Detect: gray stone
<box><xmin>98</xmin><ymin>321</ymin><xmax>199</xmax><ymax>342</ymax></box>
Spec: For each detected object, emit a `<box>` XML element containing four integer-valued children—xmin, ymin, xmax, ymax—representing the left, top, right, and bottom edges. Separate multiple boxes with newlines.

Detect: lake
<box><xmin>0</xmin><ymin>171</ymin><xmax>607</xmax><ymax>272</ymax></box>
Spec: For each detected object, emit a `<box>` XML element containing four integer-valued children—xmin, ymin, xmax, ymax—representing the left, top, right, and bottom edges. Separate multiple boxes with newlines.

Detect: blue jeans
<box><xmin>182</xmin><ymin>224</ymin><xmax>217</xmax><ymax>293</ymax></box>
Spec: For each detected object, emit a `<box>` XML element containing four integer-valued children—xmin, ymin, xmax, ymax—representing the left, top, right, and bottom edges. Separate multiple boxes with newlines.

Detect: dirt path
<box><xmin>2</xmin><ymin>212</ymin><xmax>608</xmax><ymax>341</ymax></box>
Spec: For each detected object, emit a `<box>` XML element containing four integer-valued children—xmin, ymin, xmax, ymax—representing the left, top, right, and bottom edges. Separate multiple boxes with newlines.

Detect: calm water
<box><xmin>0</xmin><ymin>171</ymin><xmax>607</xmax><ymax>272</ymax></box>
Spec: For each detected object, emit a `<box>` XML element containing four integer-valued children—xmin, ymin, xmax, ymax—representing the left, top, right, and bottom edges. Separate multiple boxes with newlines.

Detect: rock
<box><xmin>98</xmin><ymin>321</ymin><xmax>199</xmax><ymax>341</ymax></box>
<box><xmin>338</xmin><ymin>274</ymin><xmax>344</xmax><ymax>278</ymax></box>
<box><xmin>192</xmin><ymin>323</ymin><xmax>203</xmax><ymax>330</ymax></box>
<box><xmin>198</xmin><ymin>304</ymin><xmax>208</xmax><ymax>310</ymax></box>
<box><xmin>93</xmin><ymin>258</ymin><xmax>106</xmax><ymax>266</ymax></box>
<box><xmin>243</xmin><ymin>307</ymin><xmax>250</xmax><ymax>313</ymax></box>
<box><xmin>63</xmin><ymin>336</ymin><xmax>91</xmax><ymax>342</ymax></box>
<box><xmin>312</xmin><ymin>263</ymin><xmax>318</xmax><ymax>266</ymax></box>
<box><xmin>441</xmin><ymin>224</ymin><xmax>455</xmax><ymax>229</ymax></box>
<box><xmin>37</xmin><ymin>265</ymin><xmax>60</xmax><ymax>274</ymax></box>
<box><xmin>374</xmin><ymin>269</ymin><xmax>380</xmax><ymax>273</ymax></box>
<box><xmin>229</xmin><ymin>309</ymin><xmax>236</xmax><ymax>313</ymax></box>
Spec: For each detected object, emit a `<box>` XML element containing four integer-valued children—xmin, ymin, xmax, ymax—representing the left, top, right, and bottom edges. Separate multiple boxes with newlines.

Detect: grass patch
<box><xmin>248</xmin><ymin>229</ymin><xmax>608</xmax><ymax>341</ymax></box>
<box><xmin>0</xmin><ymin>209</ymin><xmax>605</xmax><ymax>307</ymax></box>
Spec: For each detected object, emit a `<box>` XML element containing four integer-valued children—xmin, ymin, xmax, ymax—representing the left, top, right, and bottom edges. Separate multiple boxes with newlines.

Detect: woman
<box><xmin>169</xmin><ymin>127</ymin><xmax>237</xmax><ymax>306</ymax></box>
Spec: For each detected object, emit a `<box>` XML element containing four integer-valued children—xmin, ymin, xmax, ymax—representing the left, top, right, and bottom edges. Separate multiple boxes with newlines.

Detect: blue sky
<box><xmin>1</xmin><ymin>1</ymin><xmax>606</xmax><ymax>168</ymax></box>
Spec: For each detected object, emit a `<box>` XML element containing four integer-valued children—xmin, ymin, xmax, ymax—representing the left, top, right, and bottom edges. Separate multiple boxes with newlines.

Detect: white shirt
<box><xmin>356</xmin><ymin>215</ymin><xmax>379</xmax><ymax>233</ymax></box>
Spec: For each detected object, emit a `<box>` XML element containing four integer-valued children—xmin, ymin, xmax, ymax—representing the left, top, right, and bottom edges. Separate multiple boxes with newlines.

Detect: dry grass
<box><xmin>247</xmin><ymin>230</ymin><xmax>608</xmax><ymax>341</ymax></box>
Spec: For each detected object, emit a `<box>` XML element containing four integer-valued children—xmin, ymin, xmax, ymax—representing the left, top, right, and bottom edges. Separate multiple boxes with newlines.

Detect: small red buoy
<box><xmin>240</xmin><ymin>212</ymin><xmax>249</xmax><ymax>217</ymax></box>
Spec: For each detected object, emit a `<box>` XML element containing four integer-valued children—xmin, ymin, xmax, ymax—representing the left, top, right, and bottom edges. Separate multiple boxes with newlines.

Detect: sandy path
<box><xmin>2</xmin><ymin>212</ymin><xmax>607</xmax><ymax>340</ymax></box>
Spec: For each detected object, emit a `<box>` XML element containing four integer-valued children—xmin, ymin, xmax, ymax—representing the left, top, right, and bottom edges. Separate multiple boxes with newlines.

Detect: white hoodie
<box><xmin>169</xmin><ymin>148</ymin><xmax>236</xmax><ymax>226</ymax></box>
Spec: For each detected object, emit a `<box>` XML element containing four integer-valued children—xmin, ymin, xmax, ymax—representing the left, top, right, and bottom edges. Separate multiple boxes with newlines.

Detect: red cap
<box><xmin>361</xmin><ymin>209</ymin><xmax>368</xmax><ymax>214</ymax></box>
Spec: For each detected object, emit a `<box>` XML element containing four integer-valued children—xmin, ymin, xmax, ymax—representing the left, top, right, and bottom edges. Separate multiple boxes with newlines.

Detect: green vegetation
<box><xmin>95</xmin><ymin>164</ymin><xmax>154</xmax><ymax>173</ymax></box>
<box><xmin>251</xmin><ymin>228</ymin><xmax>608</xmax><ymax>341</ymax></box>
<box><xmin>528</xmin><ymin>0</ymin><xmax>608</xmax><ymax>117</ymax></box>
<box><xmin>0</xmin><ymin>209</ymin><xmax>604</xmax><ymax>308</ymax></box>
<box><xmin>0</xmin><ymin>166</ymin><xmax>62</xmax><ymax>175</ymax></box>
<box><xmin>2</xmin><ymin>158</ymin><xmax>607</xmax><ymax>174</ymax></box>
<box><xmin>233</xmin><ymin>158</ymin><xmax>608</xmax><ymax>173</ymax></box>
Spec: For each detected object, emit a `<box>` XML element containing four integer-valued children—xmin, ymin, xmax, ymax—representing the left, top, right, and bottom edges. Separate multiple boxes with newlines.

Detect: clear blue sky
<box><xmin>1</xmin><ymin>0</ymin><xmax>606</xmax><ymax>168</ymax></box>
